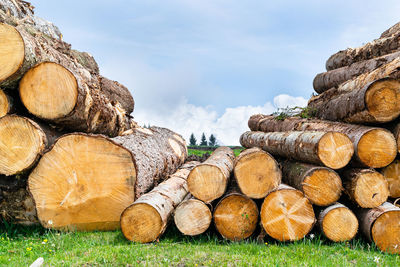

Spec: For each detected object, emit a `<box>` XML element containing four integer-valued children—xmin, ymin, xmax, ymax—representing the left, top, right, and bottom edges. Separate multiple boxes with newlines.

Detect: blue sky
<box><xmin>33</xmin><ymin>0</ymin><xmax>400</xmax><ymax>144</ymax></box>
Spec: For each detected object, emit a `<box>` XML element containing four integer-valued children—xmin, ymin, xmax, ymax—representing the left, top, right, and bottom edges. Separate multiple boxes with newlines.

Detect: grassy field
<box><xmin>188</xmin><ymin>147</ymin><xmax>243</xmax><ymax>157</ymax></box>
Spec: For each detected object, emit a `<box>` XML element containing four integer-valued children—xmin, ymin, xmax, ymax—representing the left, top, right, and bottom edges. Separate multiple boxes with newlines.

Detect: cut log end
<box><xmin>174</xmin><ymin>199</ymin><xmax>212</xmax><ymax>236</ymax></box>
<box><xmin>0</xmin><ymin>115</ymin><xmax>46</xmax><ymax>176</ymax></box>
<box><xmin>303</xmin><ymin>168</ymin><xmax>342</xmax><ymax>206</ymax></box>
<box><xmin>234</xmin><ymin>149</ymin><xmax>281</xmax><ymax>199</ymax></box>
<box><xmin>214</xmin><ymin>194</ymin><xmax>258</xmax><ymax>241</ymax></box>
<box><xmin>19</xmin><ymin>62</ymin><xmax>78</xmax><ymax>120</ymax></box>
<box><xmin>365</xmin><ymin>79</ymin><xmax>400</xmax><ymax>123</ymax></box>
<box><xmin>120</xmin><ymin>203</ymin><xmax>162</xmax><ymax>243</ymax></box>
<box><xmin>318</xmin><ymin>132</ymin><xmax>354</xmax><ymax>169</ymax></box>
<box><xmin>352</xmin><ymin>171</ymin><xmax>389</xmax><ymax>208</ymax></box>
<box><xmin>0</xmin><ymin>90</ymin><xmax>10</xmax><ymax>117</ymax></box>
<box><xmin>187</xmin><ymin>165</ymin><xmax>227</xmax><ymax>203</ymax></box>
<box><xmin>28</xmin><ymin>134</ymin><xmax>136</xmax><ymax>231</ymax></box>
<box><xmin>372</xmin><ymin>210</ymin><xmax>400</xmax><ymax>254</ymax></box>
<box><xmin>357</xmin><ymin>129</ymin><xmax>397</xmax><ymax>168</ymax></box>
<box><xmin>0</xmin><ymin>23</ymin><xmax>24</xmax><ymax>82</ymax></box>
<box><xmin>382</xmin><ymin>160</ymin><xmax>400</xmax><ymax>198</ymax></box>
<box><xmin>320</xmin><ymin>206</ymin><xmax>358</xmax><ymax>242</ymax></box>
<box><xmin>261</xmin><ymin>186</ymin><xmax>315</xmax><ymax>242</ymax></box>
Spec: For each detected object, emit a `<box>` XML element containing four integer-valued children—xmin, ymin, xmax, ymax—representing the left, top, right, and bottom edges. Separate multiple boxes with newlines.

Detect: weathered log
<box><xmin>325</xmin><ymin>32</ymin><xmax>400</xmax><ymax>71</ymax></box>
<box><xmin>0</xmin><ymin>187</ymin><xmax>38</xmax><ymax>225</ymax></box>
<box><xmin>187</xmin><ymin>147</ymin><xmax>235</xmax><ymax>203</ymax></box>
<box><xmin>381</xmin><ymin>22</ymin><xmax>400</xmax><ymax>38</ymax></box>
<box><xmin>233</xmin><ymin>147</ymin><xmax>281</xmax><ymax>199</ymax></box>
<box><xmin>120</xmin><ymin>161</ymin><xmax>199</xmax><ymax>243</ymax></box>
<box><xmin>240</xmin><ymin>131</ymin><xmax>353</xmax><ymax>169</ymax></box>
<box><xmin>308</xmin><ymin>76</ymin><xmax>400</xmax><ymax>124</ymax></box>
<box><xmin>174</xmin><ymin>196</ymin><xmax>212</xmax><ymax>236</ymax></box>
<box><xmin>28</xmin><ymin>126</ymin><xmax>187</xmax><ymax>230</ymax></box>
<box><xmin>314</xmin><ymin>51</ymin><xmax>400</xmax><ymax>93</ymax></box>
<box><xmin>281</xmin><ymin>161</ymin><xmax>342</xmax><ymax>206</ymax></box>
<box><xmin>317</xmin><ymin>203</ymin><xmax>358</xmax><ymax>242</ymax></box>
<box><xmin>248</xmin><ymin>115</ymin><xmax>397</xmax><ymax>168</ymax></box>
<box><xmin>342</xmin><ymin>169</ymin><xmax>389</xmax><ymax>208</ymax></box>
<box><xmin>381</xmin><ymin>159</ymin><xmax>400</xmax><ymax>198</ymax></box>
<box><xmin>356</xmin><ymin>202</ymin><xmax>400</xmax><ymax>254</ymax></box>
<box><xmin>0</xmin><ymin>89</ymin><xmax>14</xmax><ymax>117</ymax></box>
<box><xmin>260</xmin><ymin>184</ymin><xmax>315</xmax><ymax>242</ymax></box>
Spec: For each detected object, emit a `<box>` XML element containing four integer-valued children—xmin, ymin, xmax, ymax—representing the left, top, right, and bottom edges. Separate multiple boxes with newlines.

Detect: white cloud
<box><xmin>273</xmin><ymin>94</ymin><xmax>308</xmax><ymax>109</ymax></box>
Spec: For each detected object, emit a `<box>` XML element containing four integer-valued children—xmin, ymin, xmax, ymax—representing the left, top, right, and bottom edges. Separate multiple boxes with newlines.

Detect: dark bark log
<box><xmin>381</xmin><ymin>22</ymin><xmax>400</xmax><ymax>38</ymax></box>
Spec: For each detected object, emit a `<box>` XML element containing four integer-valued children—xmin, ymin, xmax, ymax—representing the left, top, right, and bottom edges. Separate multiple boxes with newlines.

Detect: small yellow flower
<box><xmin>49</xmin><ymin>249</ymin><xmax>52</xmax><ymax>252</ymax></box>
<box><xmin>265</xmin><ymin>242</ymin><xmax>268</xmax><ymax>246</ymax></box>
<box><xmin>43</xmin><ymin>239</ymin><xmax>48</xmax><ymax>243</ymax></box>
<box><xmin>26</xmin><ymin>247</ymin><xmax>32</xmax><ymax>251</ymax></box>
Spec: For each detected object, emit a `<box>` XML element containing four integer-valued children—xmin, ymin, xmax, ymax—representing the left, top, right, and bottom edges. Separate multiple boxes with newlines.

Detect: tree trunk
<box><xmin>317</xmin><ymin>203</ymin><xmax>358</xmax><ymax>242</ymax></box>
<box><xmin>314</xmin><ymin>51</ymin><xmax>400</xmax><ymax>94</ymax></box>
<box><xmin>187</xmin><ymin>146</ymin><xmax>235</xmax><ymax>203</ymax></box>
<box><xmin>0</xmin><ymin>90</ymin><xmax>14</xmax><ymax>117</ymax></box>
<box><xmin>342</xmin><ymin>169</ymin><xmax>389</xmax><ymax>208</ymax></box>
<box><xmin>281</xmin><ymin>161</ymin><xmax>342</xmax><ymax>206</ymax></box>
<box><xmin>325</xmin><ymin>32</ymin><xmax>400</xmax><ymax>71</ymax></box>
<box><xmin>0</xmin><ymin>187</ymin><xmax>38</xmax><ymax>225</ymax></box>
<box><xmin>248</xmin><ymin>115</ymin><xmax>397</xmax><ymax>168</ymax></box>
<box><xmin>240</xmin><ymin>131</ymin><xmax>354</xmax><ymax>169</ymax></box>
<box><xmin>381</xmin><ymin>22</ymin><xmax>400</xmax><ymax>38</ymax></box>
<box><xmin>233</xmin><ymin>147</ymin><xmax>281</xmax><ymax>199</ymax></box>
<box><xmin>260</xmin><ymin>184</ymin><xmax>315</xmax><ymax>242</ymax></box>
<box><xmin>355</xmin><ymin>202</ymin><xmax>400</xmax><ymax>254</ymax></box>
<box><xmin>174</xmin><ymin>196</ymin><xmax>212</xmax><ymax>236</ymax></box>
<box><xmin>28</xmin><ymin>126</ymin><xmax>187</xmax><ymax>230</ymax></box>
<box><xmin>120</xmin><ymin>161</ymin><xmax>200</xmax><ymax>243</ymax></box>
<box><xmin>308</xmin><ymin>76</ymin><xmax>400</xmax><ymax>124</ymax></box>
<box><xmin>381</xmin><ymin>159</ymin><xmax>400</xmax><ymax>198</ymax></box>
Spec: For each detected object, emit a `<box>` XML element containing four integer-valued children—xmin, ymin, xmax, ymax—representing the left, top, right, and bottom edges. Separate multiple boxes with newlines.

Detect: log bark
<box><xmin>281</xmin><ymin>161</ymin><xmax>342</xmax><ymax>206</ymax></box>
<box><xmin>325</xmin><ymin>32</ymin><xmax>400</xmax><ymax>71</ymax></box>
<box><xmin>233</xmin><ymin>147</ymin><xmax>281</xmax><ymax>199</ymax></box>
<box><xmin>174</xmin><ymin>196</ymin><xmax>212</xmax><ymax>236</ymax></box>
<box><xmin>0</xmin><ymin>187</ymin><xmax>38</xmax><ymax>225</ymax></box>
<box><xmin>381</xmin><ymin>159</ymin><xmax>400</xmax><ymax>198</ymax></box>
<box><xmin>28</xmin><ymin>126</ymin><xmax>187</xmax><ymax>230</ymax></box>
<box><xmin>342</xmin><ymin>169</ymin><xmax>389</xmax><ymax>208</ymax></box>
<box><xmin>187</xmin><ymin>146</ymin><xmax>235</xmax><ymax>203</ymax></box>
<box><xmin>314</xmin><ymin>51</ymin><xmax>400</xmax><ymax>94</ymax></box>
<box><xmin>248</xmin><ymin>115</ymin><xmax>397</xmax><ymax>168</ymax></box>
<box><xmin>240</xmin><ymin>131</ymin><xmax>354</xmax><ymax>169</ymax></box>
<box><xmin>355</xmin><ymin>202</ymin><xmax>400</xmax><ymax>254</ymax></box>
<box><xmin>381</xmin><ymin>22</ymin><xmax>400</xmax><ymax>38</ymax></box>
<box><xmin>317</xmin><ymin>203</ymin><xmax>358</xmax><ymax>242</ymax></box>
<box><xmin>120</xmin><ymin>161</ymin><xmax>200</xmax><ymax>243</ymax></box>
<box><xmin>260</xmin><ymin>184</ymin><xmax>315</xmax><ymax>242</ymax></box>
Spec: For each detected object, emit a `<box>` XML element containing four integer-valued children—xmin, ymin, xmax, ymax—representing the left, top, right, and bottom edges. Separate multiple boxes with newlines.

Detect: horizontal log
<box><xmin>381</xmin><ymin>159</ymin><xmax>400</xmax><ymax>198</ymax></box>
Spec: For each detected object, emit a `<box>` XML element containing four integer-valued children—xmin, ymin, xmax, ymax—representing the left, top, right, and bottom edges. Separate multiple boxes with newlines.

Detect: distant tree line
<box><xmin>189</xmin><ymin>133</ymin><xmax>218</xmax><ymax>146</ymax></box>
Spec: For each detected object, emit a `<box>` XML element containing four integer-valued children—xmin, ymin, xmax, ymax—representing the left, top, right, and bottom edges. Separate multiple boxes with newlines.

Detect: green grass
<box><xmin>0</xmin><ymin>223</ymin><xmax>399</xmax><ymax>266</ymax></box>
<box><xmin>188</xmin><ymin>148</ymin><xmax>243</xmax><ymax>157</ymax></box>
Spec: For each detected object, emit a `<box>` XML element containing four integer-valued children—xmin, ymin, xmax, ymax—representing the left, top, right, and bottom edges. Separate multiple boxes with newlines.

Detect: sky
<box><xmin>33</xmin><ymin>0</ymin><xmax>400</xmax><ymax>145</ymax></box>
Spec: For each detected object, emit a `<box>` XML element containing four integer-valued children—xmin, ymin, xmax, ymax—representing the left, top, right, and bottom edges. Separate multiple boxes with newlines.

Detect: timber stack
<box><xmin>243</xmin><ymin>21</ymin><xmax>400</xmax><ymax>254</ymax></box>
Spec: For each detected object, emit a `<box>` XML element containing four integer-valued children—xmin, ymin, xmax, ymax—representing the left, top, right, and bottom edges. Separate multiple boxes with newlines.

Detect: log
<box><xmin>240</xmin><ymin>131</ymin><xmax>354</xmax><ymax>169</ymax></box>
<box><xmin>342</xmin><ymin>169</ymin><xmax>389</xmax><ymax>208</ymax></box>
<box><xmin>325</xmin><ymin>32</ymin><xmax>400</xmax><ymax>71</ymax></box>
<box><xmin>0</xmin><ymin>187</ymin><xmax>38</xmax><ymax>225</ymax></box>
<box><xmin>381</xmin><ymin>159</ymin><xmax>400</xmax><ymax>198</ymax></box>
<box><xmin>120</xmin><ymin>161</ymin><xmax>200</xmax><ymax>243</ymax></box>
<box><xmin>174</xmin><ymin>197</ymin><xmax>212</xmax><ymax>236</ymax></box>
<box><xmin>0</xmin><ymin>89</ymin><xmax>13</xmax><ymax>117</ymax></box>
<box><xmin>260</xmin><ymin>184</ymin><xmax>315</xmax><ymax>242</ymax></box>
<box><xmin>248</xmin><ymin>115</ymin><xmax>397</xmax><ymax>168</ymax></box>
<box><xmin>281</xmin><ymin>161</ymin><xmax>342</xmax><ymax>206</ymax></box>
<box><xmin>213</xmin><ymin>189</ymin><xmax>259</xmax><ymax>241</ymax></box>
<box><xmin>314</xmin><ymin>51</ymin><xmax>400</xmax><ymax>94</ymax></box>
<box><xmin>317</xmin><ymin>203</ymin><xmax>358</xmax><ymax>242</ymax></box>
<box><xmin>233</xmin><ymin>147</ymin><xmax>281</xmax><ymax>199</ymax></box>
<box><xmin>187</xmin><ymin>146</ymin><xmax>235</xmax><ymax>203</ymax></box>
<box><xmin>381</xmin><ymin>22</ymin><xmax>400</xmax><ymax>38</ymax></box>
<box><xmin>308</xmin><ymin>76</ymin><xmax>400</xmax><ymax>124</ymax></box>
<box><xmin>28</xmin><ymin>126</ymin><xmax>187</xmax><ymax>230</ymax></box>
<box><xmin>356</xmin><ymin>202</ymin><xmax>400</xmax><ymax>254</ymax></box>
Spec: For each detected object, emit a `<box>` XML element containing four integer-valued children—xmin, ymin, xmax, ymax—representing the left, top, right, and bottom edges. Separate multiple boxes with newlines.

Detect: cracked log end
<box><xmin>317</xmin><ymin>132</ymin><xmax>353</xmax><ymax>169</ymax></box>
<box><xmin>381</xmin><ymin>159</ymin><xmax>400</xmax><ymax>198</ymax></box>
<box><xmin>28</xmin><ymin>134</ymin><xmax>136</xmax><ymax>231</ymax></box>
<box><xmin>19</xmin><ymin>62</ymin><xmax>78</xmax><ymax>120</ymax></box>
<box><xmin>372</xmin><ymin>210</ymin><xmax>400</xmax><ymax>254</ymax></box>
<box><xmin>319</xmin><ymin>205</ymin><xmax>358</xmax><ymax>242</ymax></box>
<box><xmin>174</xmin><ymin>199</ymin><xmax>212</xmax><ymax>236</ymax></box>
<box><xmin>0</xmin><ymin>115</ymin><xmax>46</xmax><ymax>176</ymax></box>
<box><xmin>261</xmin><ymin>185</ymin><xmax>315</xmax><ymax>242</ymax></box>
<box><xmin>214</xmin><ymin>193</ymin><xmax>258</xmax><ymax>241</ymax></box>
<box><xmin>0</xmin><ymin>23</ymin><xmax>24</xmax><ymax>82</ymax></box>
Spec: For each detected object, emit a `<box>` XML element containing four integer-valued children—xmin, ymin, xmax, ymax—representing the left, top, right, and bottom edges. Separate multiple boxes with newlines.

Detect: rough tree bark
<box><xmin>120</xmin><ymin>161</ymin><xmax>200</xmax><ymax>243</ymax></box>
<box><xmin>280</xmin><ymin>160</ymin><xmax>342</xmax><ymax>206</ymax></box>
<box><xmin>381</xmin><ymin>22</ymin><xmax>400</xmax><ymax>38</ymax></box>
<box><xmin>317</xmin><ymin>203</ymin><xmax>358</xmax><ymax>242</ymax></box>
<box><xmin>240</xmin><ymin>131</ymin><xmax>354</xmax><ymax>169</ymax></box>
<box><xmin>233</xmin><ymin>147</ymin><xmax>281</xmax><ymax>199</ymax></box>
<box><xmin>260</xmin><ymin>184</ymin><xmax>315</xmax><ymax>242</ymax></box>
<box><xmin>381</xmin><ymin>159</ymin><xmax>400</xmax><ymax>198</ymax></box>
<box><xmin>187</xmin><ymin>146</ymin><xmax>235</xmax><ymax>203</ymax></box>
<box><xmin>27</xmin><ymin>126</ymin><xmax>187</xmax><ymax>230</ymax></box>
<box><xmin>248</xmin><ymin>115</ymin><xmax>397</xmax><ymax>168</ymax></box>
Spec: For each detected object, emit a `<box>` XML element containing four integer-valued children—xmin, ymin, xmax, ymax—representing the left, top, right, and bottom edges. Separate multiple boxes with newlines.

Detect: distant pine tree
<box><xmin>189</xmin><ymin>133</ymin><xmax>197</xmax><ymax>146</ymax></box>
<box><xmin>200</xmin><ymin>133</ymin><xmax>208</xmax><ymax>146</ymax></box>
<box><xmin>209</xmin><ymin>134</ymin><xmax>217</xmax><ymax>146</ymax></box>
